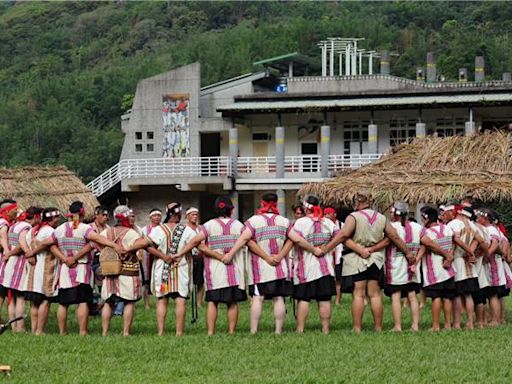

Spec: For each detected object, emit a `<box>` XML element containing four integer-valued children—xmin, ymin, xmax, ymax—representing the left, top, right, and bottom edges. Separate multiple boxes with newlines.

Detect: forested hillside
<box><xmin>1</xmin><ymin>1</ymin><xmax>512</xmax><ymax>181</ymax></box>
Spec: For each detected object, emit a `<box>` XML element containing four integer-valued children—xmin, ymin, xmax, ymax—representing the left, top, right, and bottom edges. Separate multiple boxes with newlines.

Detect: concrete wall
<box><xmin>121</xmin><ymin>63</ymin><xmax>201</xmax><ymax>159</ymax></box>
<box><xmin>287</xmin><ymin>76</ymin><xmax>425</xmax><ymax>94</ymax></box>
<box><xmin>200</xmin><ymin>82</ymin><xmax>254</xmax><ymax>118</ymax></box>
<box><xmin>122</xmin><ymin>185</ymin><xmax>200</xmax><ymax>228</ymax></box>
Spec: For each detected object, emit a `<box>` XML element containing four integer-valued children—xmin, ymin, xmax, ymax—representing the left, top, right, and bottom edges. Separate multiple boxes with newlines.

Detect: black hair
<box><xmin>261</xmin><ymin>193</ymin><xmax>278</xmax><ymax>203</ymax></box>
<box><xmin>304</xmin><ymin>195</ymin><xmax>320</xmax><ymax>207</ymax></box>
<box><xmin>421</xmin><ymin>206</ymin><xmax>438</xmax><ymax>224</ymax></box>
<box><xmin>25</xmin><ymin>206</ymin><xmax>43</xmax><ymax>220</ymax></box>
<box><xmin>94</xmin><ymin>205</ymin><xmax>109</xmax><ymax>215</ymax></box>
<box><xmin>292</xmin><ymin>205</ymin><xmax>305</xmax><ymax>214</ymax></box>
<box><xmin>69</xmin><ymin>201</ymin><xmax>84</xmax><ymax>214</ymax></box>
<box><xmin>214</xmin><ymin>196</ymin><xmax>234</xmax><ymax>217</ymax></box>
<box><xmin>0</xmin><ymin>199</ymin><xmax>16</xmax><ymax>208</ymax></box>
<box><xmin>164</xmin><ymin>202</ymin><xmax>182</xmax><ymax>223</ymax></box>
<box><xmin>42</xmin><ymin>207</ymin><xmax>60</xmax><ymax>223</ymax></box>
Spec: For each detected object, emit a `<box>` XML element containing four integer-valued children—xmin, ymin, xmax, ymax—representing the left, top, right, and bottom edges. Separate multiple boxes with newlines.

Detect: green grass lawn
<box><xmin>3</xmin><ymin>296</ymin><xmax>512</xmax><ymax>383</ymax></box>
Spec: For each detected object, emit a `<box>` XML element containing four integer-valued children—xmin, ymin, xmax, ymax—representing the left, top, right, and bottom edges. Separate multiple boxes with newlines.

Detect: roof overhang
<box><xmin>218</xmin><ymin>93</ymin><xmax>512</xmax><ymax>114</ymax></box>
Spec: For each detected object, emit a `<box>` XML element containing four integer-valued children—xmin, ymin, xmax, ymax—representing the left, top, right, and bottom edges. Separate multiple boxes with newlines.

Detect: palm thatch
<box><xmin>300</xmin><ymin>131</ymin><xmax>512</xmax><ymax>208</ymax></box>
<box><xmin>0</xmin><ymin>166</ymin><xmax>99</xmax><ymax>220</ymax></box>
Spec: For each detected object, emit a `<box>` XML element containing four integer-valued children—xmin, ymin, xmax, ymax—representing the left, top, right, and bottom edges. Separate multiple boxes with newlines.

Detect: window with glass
<box><xmin>343</xmin><ymin>120</ymin><xmax>369</xmax><ymax>154</ymax></box>
<box><xmin>428</xmin><ymin>117</ymin><xmax>465</xmax><ymax>137</ymax></box>
<box><xmin>389</xmin><ymin>119</ymin><xmax>417</xmax><ymax>146</ymax></box>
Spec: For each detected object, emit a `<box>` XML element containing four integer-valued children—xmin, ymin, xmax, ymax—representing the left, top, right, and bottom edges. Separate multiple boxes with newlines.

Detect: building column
<box><xmin>275</xmin><ymin>126</ymin><xmax>285</xmax><ymax>178</ymax></box>
<box><xmin>231</xmin><ymin>191</ymin><xmax>239</xmax><ymax>220</ymax></box>
<box><xmin>368</xmin><ymin>123</ymin><xmax>378</xmax><ymax>154</ymax></box>
<box><xmin>229</xmin><ymin>127</ymin><xmax>238</xmax><ymax>178</ymax></box>
<box><xmin>277</xmin><ymin>189</ymin><xmax>286</xmax><ymax>217</ymax></box>
<box><xmin>415</xmin><ymin>122</ymin><xmax>426</xmax><ymax>139</ymax></box>
<box><xmin>320</xmin><ymin>124</ymin><xmax>331</xmax><ymax>177</ymax></box>
<box><xmin>465</xmin><ymin>108</ymin><xmax>475</xmax><ymax>136</ymax></box>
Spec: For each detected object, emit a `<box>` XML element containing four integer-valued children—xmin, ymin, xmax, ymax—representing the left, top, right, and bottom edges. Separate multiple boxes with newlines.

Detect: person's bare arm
<box><xmin>72</xmin><ymin>243</ymin><xmax>93</xmax><ymax>263</ymax></box>
<box><xmin>415</xmin><ymin>245</ymin><xmax>426</xmax><ymax>264</ymax></box>
<box><xmin>224</xmin><ymin>229</ymin><xmax>252</xmax><ymax>260</ymax></box>
<box><xmin>321</xmin><ymin>215</ymin><xmax>356</xmax><ymax>254</ymax></box>
<box><xmin>453</xmin><ymin>234</ymin><xmax>475</xmax><ymax>258</ymax></box>
<box><xmin>25</xmin><ymin>236</ymin><xmax>55</xmax><ymax>258</ymax></box>
<box><xmin>247</xmin><ymin>240</ymin><xmax>276</xmax><ymax>266</ymax></box>
<box><xmin>420</xmin><ymin>235</ymin><xmax>452</xmax><ymax>260</ymax></box>
<box><xmin>366</xmin><ymin>238</ymin><xmax>391</xmax><ymax>253</ymax></box>
<box><xmin>275</xmin><ymin>239</ymin><xmax>294</xmax><ymax>262</ymax></box>
<box><xmin>197</xmin><ymin>243</ymin><xmax>224</xmax><ymax>262</ymax></box>
<box><xmin>147</xmin><ymin>246</ymin><xmax>171</xmax><ymax>263</ymax></box>
<box><xmin>87</xmin><ymin>231</ymin><xmax>124</xmax><ymax>255</ymax></box>
<box><xmin>0</xmin><ymin>226</ymin><xmax>9</xmax><ymax>256</ymax></box>
<box><xmin>287</xmin><ymin>228</ymin><xmax>323</xmax><ymax>256</ymax></box>
<box><xmin>174</xmin><ymin>232</ymin><xmax>206</xmax><ymax>258</ymax></box>
<box><xmin>19</xmin><ymin>229</ymin><xmax>34</xmax><ymax>264</ymax></box>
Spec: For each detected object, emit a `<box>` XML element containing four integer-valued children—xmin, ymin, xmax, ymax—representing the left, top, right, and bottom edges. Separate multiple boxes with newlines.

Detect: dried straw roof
<box><xmin>0</xmin><ymin>166</ymin><xmax>99</xmax><ymax>220</ymax></box>
<box><xmin>300</xmin><ymin>131</ymin><xmax>512</xmax><ymax>208</ymax></box>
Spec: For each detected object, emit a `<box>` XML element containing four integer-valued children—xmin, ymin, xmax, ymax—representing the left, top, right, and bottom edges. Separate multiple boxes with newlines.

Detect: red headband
<box><xmin>323</xmin><ymin>207</ymin><xmax>336</xmax><ymax>216</ymax></box>
<box><xmin>0</xmin><ymin>203</ymin><xmax>17</xmax><ymax>215</ymax></box>
<box><xmin>218</xmin><ymin>202</ymin><xmax>226</xmax><ymax>209</ymax></box>
<box><xmin>65</xmin><ymin>208</ymin><xmax>85</xmax><ymax>218</ymax></box>
<box><xmin>258</xmin><ymin>200</ymin><xmax>280</xmax><ymax>215</ymax></box>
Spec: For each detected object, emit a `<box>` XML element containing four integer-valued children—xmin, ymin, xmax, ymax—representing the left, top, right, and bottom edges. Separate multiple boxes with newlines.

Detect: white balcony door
<box><xmin>301</xmin><ymin>142</ymin><xmax>319</xmax><ymax>172</ymax></box>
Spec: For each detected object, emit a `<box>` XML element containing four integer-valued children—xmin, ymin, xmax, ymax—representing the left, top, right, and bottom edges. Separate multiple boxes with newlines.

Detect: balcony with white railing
<box><xmin>87</xmin><ymin>154</ymin><xmax>382</xmax><ymax>196</ymax></box>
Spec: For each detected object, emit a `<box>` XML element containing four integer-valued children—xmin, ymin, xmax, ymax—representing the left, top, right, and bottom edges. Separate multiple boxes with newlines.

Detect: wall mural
<box><xmin>162</xmin><ymin>94</ymin><xmax>190</xmax><ymax>157</ymax></box>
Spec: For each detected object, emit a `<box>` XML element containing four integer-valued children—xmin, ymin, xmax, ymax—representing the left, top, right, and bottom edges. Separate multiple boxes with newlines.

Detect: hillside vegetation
<box><xmin>1</xmin><ymin>1</ymin><xmax>512</xmax><ymax>181</ymax></box>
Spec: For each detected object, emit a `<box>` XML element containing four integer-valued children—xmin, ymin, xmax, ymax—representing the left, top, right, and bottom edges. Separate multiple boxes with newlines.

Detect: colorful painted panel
<box><xmin>162</xmin><ymin>94</ymin><xmax>190</xmax><ymax>157</ymax></box>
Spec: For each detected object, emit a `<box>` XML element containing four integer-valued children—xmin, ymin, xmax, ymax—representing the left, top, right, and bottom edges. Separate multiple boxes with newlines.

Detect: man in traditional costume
<box><xmin>28</xmin><ymin>201</ymin><xmax>123</xmax><ymax>335</ymax></box>
<box><xmin>140</xmin><ymin>208</ymin><xmax>162</xmax><ymax>309</ymax></box>
<box><xmin>186</xmin><ymin>207</ymin><xmax>204</xmax><ymax>307</ymax></box>
<box><xmin>0</xmin><ymin>199</ymin><xmax>18</xmax><ymax>323</ymax></box>
<box><xmin>22</xmin><ymin>207</ymin><xmax>61</xmax><ymax>334</ymax></box>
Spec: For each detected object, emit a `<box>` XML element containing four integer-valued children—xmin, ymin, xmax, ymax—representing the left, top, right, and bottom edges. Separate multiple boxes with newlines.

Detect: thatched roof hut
<box><xmin>299</xmin><ymin>131</ymin><xmax>512</xmax><ymax>209</ymax></box>
<box><xmin>0</xmin><ymin>166</ymin><xmax>99</xmax><ymax>220</ymax></box>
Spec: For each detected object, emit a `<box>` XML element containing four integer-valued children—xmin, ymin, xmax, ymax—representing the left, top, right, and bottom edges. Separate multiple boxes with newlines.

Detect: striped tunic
<box><xmin>473</xmin><ymin>222</ymin><xmax>490</xmax><ymax>289</ymax></box>
<box><xmin>140</xmin><ymin>224</ymin><xmax>158</xmax><ymax>282</ymax></box>
<box><xmin>101</xmin><ymin>227</ymin><xmax>144</xmax><ymax>302</ymax></box>
<box><xmin>291</xmin><ymin>216</ymin><xmax>337</xmax><ymax>285</ymax></box>
<box><xmin>52</xmin><ymin>222</ymin><xmax>94</xmax><ymax>289</ymax></box>
<box><xmin>385</xmin><ymin>221</ymin><xmax>425</xmax><ymax>285</ymax></box>
<box><xmin>421</xmin><ymin>224</ymin><xmax>455</xmax><ymax>287</ymax></box>
<box><xmin>484</xmin><ymin>225</ymin><xmax>506</xmax><ymax>287</ymax></box>
<box><xmin>148</xmin><ymin>224</ymin><xmax>196</xmax><ymax>298</ymax></box>
<box><xmin>200</xmin><ymin>218</ymin><xmax>245</xmax><ymax>291</ymax></box>
<box><xmin>0</xmin><ymin>221</ymin><xmax>31</xmax><ymax>290</ymax></box>
<box><xmin>0</xmin><ymin>218</ymin><xmax>11</xmax><ymax>287</ymax></box>
<box><xmin>244</xmin><ymin>213</ymin><xmax>291</xmax><ymax>285</ymax></box>
<box><xmin>447</xmin><ymin>218</ymin><xmax>477</xmax><ymax>281</ymax></box>
<box><xmin>22</xmin><ymin>225</ymin><xmax>59</xmax><ymax>297</ymax></box>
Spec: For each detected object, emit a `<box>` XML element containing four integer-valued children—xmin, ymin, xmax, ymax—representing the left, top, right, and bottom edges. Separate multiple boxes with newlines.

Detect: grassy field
<box><xmin>3</xmin><ymin>296</ymin><xmax>512</xmax><ymax>383</ymax></box>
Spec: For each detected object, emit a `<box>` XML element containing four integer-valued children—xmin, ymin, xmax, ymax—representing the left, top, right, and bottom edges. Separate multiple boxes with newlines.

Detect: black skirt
<box><xmin>384</xmin><ymin>283</ymin><xmax>421</xmax><ymax>298</ymax></box>
<box><xmin>485</xmin><ymin>285</ymin><xmax>507</xmax><ymax>298</ymax></box>
<box><xmin>24</xmin><ymin>291</ymin><xmax>53</xmax><ymax>306</ymax></box>
<box><xmin>193</xmin><ymin>257</ymin><xmax>205</xmax><ymax>286</ymax></box>
<box><xmin>472</xmin><ymin>289</ymin><xmax>488</xmax><ymax>305</ymax></box>
<box><xmin>249</xmin><ymin>278</ymin><xmax>293</xmax><ymax>299</ymax></box>
<box><xmin>206</xmin><ymin>286</ymin><xmax>247</xmax><ymax>304</ymax></box>
<box><xmin>342</xmin><ymin>263</ymin><xmax>384</xmax><ymax>293</ymax></box>
<box><xmin>424</xmin><ymin>278</ymin><xmax>456</xmax><ymax>299</ymax></box>
<box><xmin>455</xmin><ymin>277</ymin><xmax>480</xmax><ymax>295</ymax></box>
<box><xmin>293</xmin><ymin>275</ymin><xmax>336</xmax><ymax>302</ymax></box>
<box><xmin>334</xmin><ymin>263</ymin><xmax>343</xmax><ymax>281</ymax></box>
<box><xmin>57</xmin><ymin>284</ymin><xmax>93</xmax><ymax>305</ymax></box>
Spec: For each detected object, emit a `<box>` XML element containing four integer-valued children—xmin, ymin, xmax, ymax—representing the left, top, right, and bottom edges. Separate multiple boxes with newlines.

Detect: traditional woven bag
<box><xmin>99</xmin><ymin>228</ymin><xmax>124</xmax><ymax>276</ymax></box>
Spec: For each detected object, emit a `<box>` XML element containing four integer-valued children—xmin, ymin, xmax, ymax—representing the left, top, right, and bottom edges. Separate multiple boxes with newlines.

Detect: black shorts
<box><xmin>157</xmin><ymin>292</ymin><xmax>188</xmax><ymax>300</ymax></box>
<box><xmin>485</xmin><ymin>285</ymin><xmax>507</xmax><ymax>298</ymax></box>
<box><xmin>0</xmin><ymin>285</ymin><xmax>7</xmax><ymax>298</ymax></box>
<box><xmin>472</xmin><ymin>289</ymin><xmax>488</xmax><ymax>305</ymax></box>
<box><xmin>24</xmin><ymin>291</ymin><xmax>53</xmax><ymax>306</ymax></box>
<box><xmin>206</xmin><ymin>286</ymin><xmax>247</xmax><ymax>304</ymax></box>
<box><xmin>342</xmin><ymin>263</ymin><xmax>384</xmax><ymax>293</ymax></box>
<box><xmin>455</xmin><ymin>277</ymin><xmax>480</xmax><ymax>295</ymax></box>
<box><xmin>58</xmin><ymin>284</ymin><xmax>93</xmax><ymax>305</ymax></box>
<box><xmin>384</xmin><ymin>283</ymin><xmax>421</xmax><ymax>298</ymax></box>
<box><xmin>293</xmin><ymin>275</ymin><xmax>336</xmax><ymax>302</ymax></box>
<box><xmin>424</xmin><ymin>278</ymin><xmax>456</xmax><ymax>299</ymax></box>
<box><xmin>249</xmin><ymin>279</ymin><xmax>293</xmax><ymax>299</ymax></box>
<box><xmin>335</xmin><ymin>263</ymin><xmax>343</xmax><ymax>281</ymax></box>
<box><xmin>105</xmin><ymin>294</ymin><xmax>140</xmax><ymax>304</ymax></box>
<box><xmin>193</xmin><ymin>257</ymin><xmax>204</xmax><ymax>286</ymax></box>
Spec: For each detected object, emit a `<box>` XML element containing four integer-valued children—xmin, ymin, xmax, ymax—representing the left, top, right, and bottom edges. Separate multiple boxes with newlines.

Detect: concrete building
<box><xmin>87</xmin><ymin>40</ymin><xmax>512</xmax><ymax>225</ymax></box>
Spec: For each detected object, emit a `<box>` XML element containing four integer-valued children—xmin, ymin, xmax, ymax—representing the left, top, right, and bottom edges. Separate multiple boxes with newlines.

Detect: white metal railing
<box><xmin>328</xmin><ymin>153</ymin><xmax>382</xmax><ymax>172</ymax></box>
<box><xmin>87</xmin><ymin>154</ymin><xmax>382</xmax><ymax>196</ymax></box>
